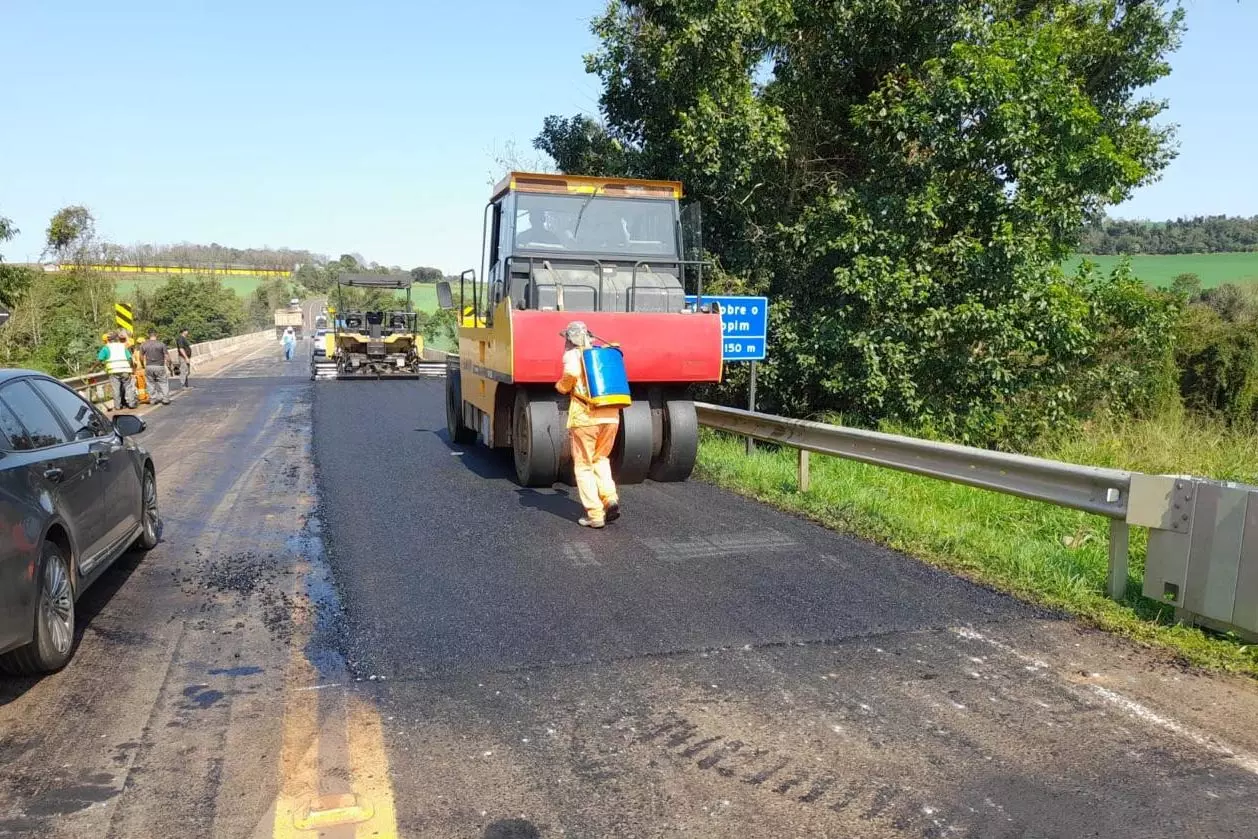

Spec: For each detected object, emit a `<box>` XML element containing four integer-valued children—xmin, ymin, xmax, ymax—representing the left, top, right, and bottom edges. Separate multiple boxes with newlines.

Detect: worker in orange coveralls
<box><xmin>555</xmin><ymin>321</ymin><xmax>621</xmax><ymax>529</ymax></box>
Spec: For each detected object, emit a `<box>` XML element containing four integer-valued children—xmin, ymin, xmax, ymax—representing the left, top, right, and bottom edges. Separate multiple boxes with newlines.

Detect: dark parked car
<box><xmin>0</xmin><ymin>370</ymin><xmax>161</xmax><ymax>675</ymax></box>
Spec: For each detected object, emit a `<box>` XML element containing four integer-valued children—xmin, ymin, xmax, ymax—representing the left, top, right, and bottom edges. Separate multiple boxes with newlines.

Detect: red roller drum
<box><xmin>510</xmin><ymin>309</ymin><xmax>723</xmax><ymax>384</ymax></box>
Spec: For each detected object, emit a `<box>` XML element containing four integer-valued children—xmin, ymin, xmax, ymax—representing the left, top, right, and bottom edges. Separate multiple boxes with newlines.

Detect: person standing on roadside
<box><xmin>282</xmin><ymin>326</ymin><xmax>296</xmax><ymax>361</ymax></box>
<box><xmin>139</xmin><ymin>330</ymin><xmax>172</xmax><ymax>405</ymax></box>
<box><xmin>97</xmin><ymin>332</ymin><xmax>134</xmax><ymax>413</ymax></box>
<box><xmin>175</xmin><ymin>328</ymin><xmax>193</xmax><ymax>388</ymax></box>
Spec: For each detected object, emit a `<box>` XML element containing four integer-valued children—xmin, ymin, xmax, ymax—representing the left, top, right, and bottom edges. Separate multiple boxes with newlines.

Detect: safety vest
<box><xmin>104</xmin><ymin>343</ymin><xmax>131</xmax><ymax>375</ymax></box>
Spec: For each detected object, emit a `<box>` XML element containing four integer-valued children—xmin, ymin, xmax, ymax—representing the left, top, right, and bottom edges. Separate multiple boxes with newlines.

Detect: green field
<box><xmin>409</xmin><ymin>283</ymin><xmax>439</xmax><ymax>312</ymax></box>
<box><xmin>1070</xmin><ymin>252</ymin><xmax>1258</xmax><ymax>289</ymax></box>
<box><xmin>114</xmin><ymin>274</ymin><xmax>270</xmax><ymax>298</ymax></box>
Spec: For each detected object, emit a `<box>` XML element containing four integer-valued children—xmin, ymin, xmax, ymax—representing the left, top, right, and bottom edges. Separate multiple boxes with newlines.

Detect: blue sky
<box><xmin>1</xmin><ymin>0</ymin><xmax>1254</xmax><ymax>272</ymax></box>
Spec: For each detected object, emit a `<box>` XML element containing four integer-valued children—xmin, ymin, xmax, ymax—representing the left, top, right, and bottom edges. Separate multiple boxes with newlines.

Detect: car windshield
<box><xmin>514</xmin><ymin>193</ymin><xmax>678</xmax><ymax>259</ymax></box>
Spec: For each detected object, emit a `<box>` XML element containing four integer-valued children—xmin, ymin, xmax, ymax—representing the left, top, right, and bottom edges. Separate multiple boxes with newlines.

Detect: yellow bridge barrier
<box><xmin>48</xmin><ymin>264</ymin><xmax>292</xmax><ymax>277</ymax></box>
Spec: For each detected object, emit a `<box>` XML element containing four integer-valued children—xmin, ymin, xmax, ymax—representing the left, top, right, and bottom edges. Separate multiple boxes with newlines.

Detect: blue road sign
<box><xmin>686</xmin><ymin>295</ymin><xmax>769</xmax><ymax>361</ymax></box>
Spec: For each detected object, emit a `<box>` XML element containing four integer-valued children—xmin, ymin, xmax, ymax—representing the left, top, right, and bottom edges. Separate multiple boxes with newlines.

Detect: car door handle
<box><xmin>43</xmin><ymin>468</ymin><xmax>64</xmax><ymax>483</ymax></box>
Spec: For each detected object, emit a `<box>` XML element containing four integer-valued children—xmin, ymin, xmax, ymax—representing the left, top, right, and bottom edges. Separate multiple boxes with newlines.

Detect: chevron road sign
<box><xmin>114</xmin><ymin>302</ymin><xmax>134</xmax><ymax>334</ymax></box>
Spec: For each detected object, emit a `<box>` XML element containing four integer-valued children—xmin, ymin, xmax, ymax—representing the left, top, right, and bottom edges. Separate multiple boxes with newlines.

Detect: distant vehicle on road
<box><xmin>274</xmin><ymin>307</ymin><xmax>303</xmax><ymax>339</ymax></box>
<box><xmin>311</xmin><ymin>328</ymin><xmax>331</xmax><ymax>358</ymax></box>
<box><xmin>0</xmin><ymin>371</ymin><xmax>161</xmax><ymax>675</ymax></box>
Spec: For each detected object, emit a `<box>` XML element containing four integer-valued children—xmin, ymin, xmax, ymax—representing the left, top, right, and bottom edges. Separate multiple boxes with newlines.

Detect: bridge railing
<box><xmin>695</xmin><ymin>402</ymin><xmax>1258</xmax><ymax>641</ymax></box>
<box><xmin>61</xmin><ymin>330</ymin><xmax>274</xmax><ymax>407</ymax></box>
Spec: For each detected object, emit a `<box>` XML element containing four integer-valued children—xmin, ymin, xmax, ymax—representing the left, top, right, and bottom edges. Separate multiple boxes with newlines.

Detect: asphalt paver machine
<box><xmin>312</xmin><ymin>272</ymin><xmax>428</xmax><ymax>380</ymax></box>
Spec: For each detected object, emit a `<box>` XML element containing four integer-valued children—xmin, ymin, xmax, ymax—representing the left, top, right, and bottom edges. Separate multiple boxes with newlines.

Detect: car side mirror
<box><xmin>436</xmin><ymin>281</ymin><xmax>455</xmax><ymax>311</ymax></box>
<box><xmin>113</xmin><ymin>414</ymin><xmax>146</xmax><ymax>437</ymax></box>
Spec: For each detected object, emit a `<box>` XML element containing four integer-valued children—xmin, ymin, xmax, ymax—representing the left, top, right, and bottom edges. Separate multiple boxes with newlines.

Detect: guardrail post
<box><xmin>797</xmin><ymin>449</ymin><xmax>810</xmax><ymax>493</ymax></box>
<box><xmin>1107</xmin><ymin>519</ymin><xmax>1130</xmax><ymax>601</ymax></box>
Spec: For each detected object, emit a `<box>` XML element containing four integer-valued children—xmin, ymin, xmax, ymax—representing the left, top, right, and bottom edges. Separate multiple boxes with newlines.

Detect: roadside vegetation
<box><xmin>0</xmin><ymin>207</ymin><xmax>303</xmax><ymax>375</ymax></box>
<box><xmin>0</xmin><ymin>206</ymin><xmax>457</xmax><ymax>376</ymax></box>
<box><xmin>534</xmin><ymin>1</ymin><xmax>1258</xmax><ymax>675</ymax></box>
<box><xmin>1079</xmin><ymin>215</ymin><xmax>1258</xmax><ymax>255</ymax></box>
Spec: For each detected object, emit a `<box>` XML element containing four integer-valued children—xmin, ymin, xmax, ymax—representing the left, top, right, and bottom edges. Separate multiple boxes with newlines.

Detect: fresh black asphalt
<box><xmin>313</xmin><ymin>379</ymin><xmax>1258</xmax><ymax>838</ymax></box>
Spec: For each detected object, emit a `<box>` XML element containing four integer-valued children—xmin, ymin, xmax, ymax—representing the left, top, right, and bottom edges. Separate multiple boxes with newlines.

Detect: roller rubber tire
<box><xmin>0</xmin><ymin>542</ymin><xmax>75</xmax><ymax>676</ymax></box>
<box><xmin>513</xmin><ymin>389</ymin><xmax>561</xmax><ymax>487</ymax></box>
<box><xmin>445</xmin><ymin>371</ymin><xmax>475</xmax><ymax>444</ymax></box>
<box><xmin>611</xmin><ymin>398</ymin><xmax>652</xmax><ymax>485</ymax></box>
<box><xmin>649</xmin><ymin>398</ymin><xmax>699</xmax><ymax>482</ymax></box>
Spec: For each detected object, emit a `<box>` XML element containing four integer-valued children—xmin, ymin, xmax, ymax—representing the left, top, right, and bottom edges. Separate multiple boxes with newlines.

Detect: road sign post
<box><xmin>747</xmin><ymin>360</ymin><xmax>757</xmax><ymax>454</ymax></box>
<box><xmin>686</xmin><ymin>294</ymin><xmax>769</xmax><ymax>453</ymax></box>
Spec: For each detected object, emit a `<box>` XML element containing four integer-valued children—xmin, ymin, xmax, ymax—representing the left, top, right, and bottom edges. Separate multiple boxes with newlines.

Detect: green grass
<box><xmin>1070</xmin><ymin>252</ymin><xmax>1258</xmax><ymax>289</ymax></box>
<box><xmin>409</xmin><ymin>283</ymin><xmax>439</xmax><ymax>312</ymax></box>
<box><xmin>114</xmin><ymin>273</ymin><xmax>271</xmax><ymax>298</ymax></box>
<box><xmin>696</xmin><ymin>412</ymin><xmax>1258</xmax><ymax>679</ymax></box>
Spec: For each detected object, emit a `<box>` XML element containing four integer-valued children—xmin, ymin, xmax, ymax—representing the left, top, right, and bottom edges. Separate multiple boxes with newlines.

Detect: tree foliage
<box><xmin>1174</xmin><ymin>283</ymin><xmax>1258</xmax><ymax>423</ymax></box>
<box><xmin>133</xmin><ymin>276</ymin><xmax>246</xmax><ymax>342</ymax></box>
<box><xmin>98</xmin><ymin>241</ymin><xmax>318</xmax><ymax>271</ymax></box>
<box><xmin>1080</xmin><ymin>215</ymin><xmax>1258</xmax><ymax>255</ymax></box>
<box><xmin>0</xmin><ymin>207</ymin><xmax>116</xmax><ymax>375</ymax></box>
<box><xmin>410</xmin><ymin>266</ymin><xmax>444</xmax><ymax>283</ymax></box>
<box><xmin>538</xmin><ymin>0</ymin><xmax>1186</xmax><ymax>444</ymax></box>
<box><xmin>44</xmin><ymin>205</ymin><xmax>96</xmax><ymax>263</ymax></box>
<box><xmin>0</xmin><ymin>213</ymin><xmax>34</xmax><ymax>308</ymax></box>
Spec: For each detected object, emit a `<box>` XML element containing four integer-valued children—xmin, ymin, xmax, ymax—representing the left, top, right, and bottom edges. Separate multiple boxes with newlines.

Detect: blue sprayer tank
<box><xmin>582</xmin><ymin>346</ymin><xmax>631</xmax><ymax>407</ymax></box>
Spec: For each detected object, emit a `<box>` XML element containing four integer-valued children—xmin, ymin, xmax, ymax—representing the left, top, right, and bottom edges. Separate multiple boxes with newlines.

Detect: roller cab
<box><xmin>441</xmin><ymin>171</ymin><xmax>724</xmax><ymax>486</ymax></box>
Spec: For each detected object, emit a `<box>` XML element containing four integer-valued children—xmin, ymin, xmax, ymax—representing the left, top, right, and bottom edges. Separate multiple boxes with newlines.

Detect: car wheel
<box><xmin>137</xmin><ymin>468</ymin><xmax>162</xmax><ymax>550</ymax></box>
<box><xmin>0</xmin><ymin>542</ymin><xmax>76</xmax><ymax>675</ymax></box>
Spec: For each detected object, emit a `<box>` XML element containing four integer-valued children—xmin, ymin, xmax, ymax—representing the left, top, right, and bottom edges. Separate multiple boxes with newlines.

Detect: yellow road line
<box><xmin>348</xmin><ymin>696</ymin><xmax>400</xmax><ymax>838</ymax></box>
<box><xmin>268</xmin><ymin>572</ymin><xmax>400</xmax><ymax>837</ymax></box>
<box><xmin>271</xmin><ymin>650</ymin><xmax>321</xmax><ymax>839</ymax></box>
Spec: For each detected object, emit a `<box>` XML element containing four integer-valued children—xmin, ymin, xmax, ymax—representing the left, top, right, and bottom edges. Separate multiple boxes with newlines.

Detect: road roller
<box><xmin>439</xmin><ymin>171</ymin><xmax>724</xmax><ymax>486</ymax></box>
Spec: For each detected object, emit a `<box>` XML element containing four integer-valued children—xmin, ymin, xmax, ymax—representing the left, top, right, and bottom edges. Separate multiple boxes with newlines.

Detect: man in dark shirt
<box><xmin>139</xmin><ymin>331</ymin><xmax>172</xmax><ymax>405</ymax></box>
<box><xmin>175</xmin><ymin>328</ymin><xmax>193</xmax><ymax>388</ymax></box>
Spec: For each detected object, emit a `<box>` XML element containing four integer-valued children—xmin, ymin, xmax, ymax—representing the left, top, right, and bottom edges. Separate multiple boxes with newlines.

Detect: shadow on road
<box><xmin>516</xmin><ymin>487</ymin><xmax>577</xmax><ymax>522</ymax></box>
<box><xmin>0</xmin><ymin>546</ymin><xmax>147</xmax><ymax>706</ymax></box>
<box><xmin>433</xmin><ymin>428</ymin><xmax>522</xmax><ymax>481</ymax></box>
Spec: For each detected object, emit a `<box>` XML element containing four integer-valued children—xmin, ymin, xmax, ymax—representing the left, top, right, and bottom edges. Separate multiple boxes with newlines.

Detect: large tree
<box><xmin>537</xmin><ymin>0</ymin><xmax>1185</xmax><ymax>443</ymax></box>
<box><xmin>0</xmin><ymin>214</ymin><xmax>33</xmax><ymax>308</ymax></box>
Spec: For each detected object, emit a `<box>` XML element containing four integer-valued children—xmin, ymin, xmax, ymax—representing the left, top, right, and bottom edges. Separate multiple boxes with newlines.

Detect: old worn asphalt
<box><xmin>2</xmin><ymin>354</ymin><xmax>1258</xmax><ymax>838</ymax></box>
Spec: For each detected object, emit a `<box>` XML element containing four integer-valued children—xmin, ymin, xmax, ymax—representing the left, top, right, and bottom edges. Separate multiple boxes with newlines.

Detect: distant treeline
<box><xmin>1079</xmin><ymin>215</ymin><xmax>1258</xmax><ymax>255</ymax></box>
<box><xmin>98</xmin><ymin>242</ymin><xmax>324</xmax><ymax>271</ymax></box>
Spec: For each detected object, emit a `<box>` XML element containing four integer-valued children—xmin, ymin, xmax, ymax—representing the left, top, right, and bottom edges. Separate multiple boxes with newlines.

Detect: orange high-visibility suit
<box><xmin>556</xmin><ymin>344</ymin><xmax>620</xmax><ymax>526</ymax></box>
<box><xmin>124</xmin><ymin>333</ymin><xmax>149</xmax><ymax>404</ymax></box>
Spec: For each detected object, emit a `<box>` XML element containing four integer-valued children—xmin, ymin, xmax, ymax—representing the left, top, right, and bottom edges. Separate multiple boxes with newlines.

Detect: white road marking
<box><xmin>640</xmin><ymin>530</ymin><xmax>797</xmax><ymax>562</ymax></box>
<box><xmin>561</xmin><ymin>542</ymin><xmax>600</xmax><ymax>567</ymax></box>
<box><xmin>952</xmin><ymin>627</ymin><xmax>1049</xmax><ymax>671</ymax></box>
<box><xmin>1088</xmin><ymin>685</ymin><xmax>1258</xmax><ymax>776</ymax></box>
<box><xmin>952</xmin><ymin>626</ymin><xmax>1258</xmax><ymax>777</ymax></box>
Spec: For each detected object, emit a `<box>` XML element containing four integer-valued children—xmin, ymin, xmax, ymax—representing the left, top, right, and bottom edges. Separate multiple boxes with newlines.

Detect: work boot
<box><xmin>579</xmin><ymin>517</ymin><xmax>606</xmax><ymax>529</ymax></box>
<box><xmin>604</xmin><ymin>501</ymin><xmax>621</xmax><ymax>523</ymax></box>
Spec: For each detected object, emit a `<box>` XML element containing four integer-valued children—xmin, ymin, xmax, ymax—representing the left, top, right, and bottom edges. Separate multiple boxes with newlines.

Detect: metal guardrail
<box><xmin>61</xmin><ymin>330</ymin><xmax>273</xmax><ymax>407</ymax></box>
<box><xmin>694</xmin><ymin>403</ymin><xmax>1258</xmax><ymax>640</ymax></box>
<box><xmin>695</xmin><ymin>403</ymin><xmax>1132</xmax><ymax>518</ymax></box>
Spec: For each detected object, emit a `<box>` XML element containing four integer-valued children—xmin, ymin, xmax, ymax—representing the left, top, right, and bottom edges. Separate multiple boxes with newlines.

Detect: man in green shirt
<box><xmin>97</xmin><ymin>331</ymin><xmax>135</xmax><ymax>411</ymax></box>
